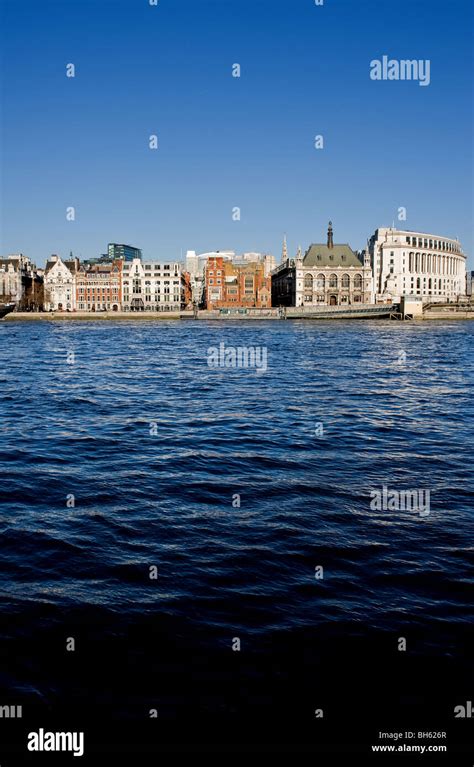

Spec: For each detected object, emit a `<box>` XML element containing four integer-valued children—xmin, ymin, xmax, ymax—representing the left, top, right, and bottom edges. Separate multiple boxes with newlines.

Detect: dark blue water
<box><xmin>1</xmin><ymin>319</ymin><xmax>473</xmax><ymax>757</ymax></box>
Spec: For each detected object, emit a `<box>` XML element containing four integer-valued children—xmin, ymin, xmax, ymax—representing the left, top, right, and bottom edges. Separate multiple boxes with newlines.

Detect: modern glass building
<box><xmin>107</xmin><ymin>243</ymin><xmax>142</xmax><ymax>262</ymax></box>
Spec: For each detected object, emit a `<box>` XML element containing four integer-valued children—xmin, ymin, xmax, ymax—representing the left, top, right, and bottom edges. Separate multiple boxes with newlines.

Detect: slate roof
<box><xmin>303</xmin><ymin>244</ymin><xmax>363</xmax><ymax>268</ymax></box>
<box><xmin>44</xmin><ymin>258</ymin><xmax>79</xmax><ymax>275</ymax></box>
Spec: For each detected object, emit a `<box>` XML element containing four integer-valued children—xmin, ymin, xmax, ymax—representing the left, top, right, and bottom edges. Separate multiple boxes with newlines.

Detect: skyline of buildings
<box><xmin>1</xmin><ymin>221</ymin><xmax>469</xmax><ymax>313</ymax></box>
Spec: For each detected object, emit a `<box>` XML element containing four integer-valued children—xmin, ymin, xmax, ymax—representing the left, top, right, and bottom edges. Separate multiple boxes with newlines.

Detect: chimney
<box><xmin>327</xmin><ymin>221</ymin><xmax>334</xmax><ymax>249</ymax></box>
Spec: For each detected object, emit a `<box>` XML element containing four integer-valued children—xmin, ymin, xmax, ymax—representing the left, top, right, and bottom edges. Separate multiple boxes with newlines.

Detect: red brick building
<box><xmin>76</xmin><ymin>260</ymin><xmax>123</xmax><ymax>311</ymax></box>
<box><xmin>204</xmin><ymin>257</ymin><xmax>271</xmax><ymax>309</ymax></box>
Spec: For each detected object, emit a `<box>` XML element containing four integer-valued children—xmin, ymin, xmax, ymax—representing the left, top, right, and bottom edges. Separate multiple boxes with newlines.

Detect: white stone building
<box><xmin>272</xmin><ymin>223</ymin><xmax>373</xmax><ymax>307</ymax></box>
<box><xmin>0</xmin><ymin>254</ymin><xmax>39</xmax><ymax>307</ymax></box>
<box><xmin>43</xmin><ymin>255</ymin><xmax>79</xmax><ymax>311</ymax></box>
<box><xmin>121</xmin><ymin>258</ymin><xmax>188</xmax><ymax>311</ymax></box>
<box><xmin>185</xmin><ymin>250</ymin><xmax>205</xmax><ymax>306</ymax></box>
<box><xmin>369</xmin><ymin>228</ymin><xmax>467</xmax><ymax>303</ymax></box>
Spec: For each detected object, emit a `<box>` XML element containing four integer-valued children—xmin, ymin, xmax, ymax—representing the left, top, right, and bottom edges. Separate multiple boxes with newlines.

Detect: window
<box><xmin>341</xmin><ymin>274</ymin><xmax>350</xmax><ymax>288</ymax></box>
<box><xmin>329</xmin><ymin>274</ymin><xmax>337</xmax><ymax>288</ymax></box>
<box><xmin>316</xmin><ymin>274</ymin><xmax>325</xmax><ymax>290</ymax></box>
<box><xmin>353</xmin><ymin>274</ymin><xmax>362</xmax><ymax>289</ymax></box>
<box><xmin>304</xmin><ymin>274</ymin><xmax>313</xmax><ymax>289</ymax></box>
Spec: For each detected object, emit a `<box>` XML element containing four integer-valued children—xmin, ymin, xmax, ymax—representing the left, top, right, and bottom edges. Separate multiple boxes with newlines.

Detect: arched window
<box><xmin>341</xmin><ymin>273</ymin><xmax>350</xmax><ymax>288</ymax></box>
<box><xmin>329</xmin><ymin>273</ymin><xmax>337</xmax><ymax>288</ymax></box>
<box><xmin>316</xmin><ymin>273</ymin><xmax>325</xmax><ymax>290</ymax></box>
<box><xmin>304</xmin><ymin>274</ymin><xmax>313</xmax><ymax>290</ymax></box>
<box><xmin>353</xmin><ymin>274</ymin><xmax>362</xmax><ymax>289</ymax></box>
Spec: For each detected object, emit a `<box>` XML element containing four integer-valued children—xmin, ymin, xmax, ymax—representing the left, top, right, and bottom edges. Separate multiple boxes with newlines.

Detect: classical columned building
<box><xmin>369</xmin><ymin>228</ymin><xmax>467</xmax><ymax>303</ymax></box>
<box><xmin>271</xmin><ymin>223</ymin><xmax>373</xmax><ymax>307</ymax></box>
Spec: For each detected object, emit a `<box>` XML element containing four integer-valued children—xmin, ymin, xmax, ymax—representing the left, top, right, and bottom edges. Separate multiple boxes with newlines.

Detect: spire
<box><xmin>365</xmin><ymin>239</ymin><xmax>371</xmax><ymax>267</ymax></box>
<box><xmin>281</xmin><ymin>234</ymin><xmax>288</xmax><ymax>263</ymax></box>
<box><xmin>297</xmin><ymin>245</ymin><xmax>302</xmax><ymax>259</ymax></box>
<box><xmin>327</xmin><ymin>221</ymin><xmax>334</xmax><ymax>249</ymax></box>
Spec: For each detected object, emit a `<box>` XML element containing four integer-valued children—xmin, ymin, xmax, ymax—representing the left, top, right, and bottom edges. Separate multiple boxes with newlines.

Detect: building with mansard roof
<box><xmin>271</xmin><ymin>223</ymin><xmax>374</xmax><ymax>307</ymax></box>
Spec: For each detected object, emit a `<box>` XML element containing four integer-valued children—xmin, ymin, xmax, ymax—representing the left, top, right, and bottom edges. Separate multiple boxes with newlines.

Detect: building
<box><xmin>272</xmin><ymin>223</ymin><xmax>373</xmax><ymax>307</ymax></box>
<box><xmin>107</xmin><ymin>243</ymin><xmax>142</xmax><ymax>262</ymax></box>
<box><xmin>233</xmin><ymin>252</ymin><xmax>276</xmax><ymax>277</ymax></box>
<box><xmin>43</xmin><ymin>255</ymin><xmax>80</xmax><ymax>311</ymax></box>
<box><xmin>185</xmin><ymin>250</ymin><xmax>205</xmax><ymax>306</ymax></box>
<box><xmin>369</xmin><ymin>227</ymin><xmax>467</xmax><ymax>303</ymax></box>
<box><xmin>0</xmin><ymin>254</ymin><xmax>42</xmax><ymax>309</ymax></box>
<box><xmin>76</xmin><ymin>261</ymin><xmax>123</xmax><ymax>311</ymax></box>
<box><xmin>466</xmin><ymin>270</ymin><xmax>474</xmax><ymax>297</ymax></box>
<box><xmin>121</xmin><ymin>258</ymin><xmax>188</xmax><ymax>311</ymax></box>
<box><xmin>204</xmin><ymin>256</ymin><xmax>271</xmax><ymax>309</ymax></box>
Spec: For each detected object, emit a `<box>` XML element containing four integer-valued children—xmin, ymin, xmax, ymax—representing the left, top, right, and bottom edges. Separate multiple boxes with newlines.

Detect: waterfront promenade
<box><xmin>4</xmin><ymin>303</ymin><xmax>474</xmax><ymax>322</ymax></box>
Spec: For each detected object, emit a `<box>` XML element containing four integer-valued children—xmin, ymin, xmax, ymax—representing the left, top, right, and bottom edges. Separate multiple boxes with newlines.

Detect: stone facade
<box><xmin>43</xmin><ymin>255</ymin><xmax>79</xmax><ymax>311</ymax></box>
<box><xmin>121</xmin><ymin>258</ymin><xmax>189</xmax><ymax>311</ymax></box>
<box><xmin>369</xmin><ymin>227</ymin><xmax>467</xmax><ymax>303</ymax></box>
<box><xmin>272</xmin><ymin>223</ymin><xmax>373</xmax><ymax>307</ymax></box>
<box><xmin>0</xmin><ymin>254</ymin><xmax>42</xmax><ymax>309</ymax></box>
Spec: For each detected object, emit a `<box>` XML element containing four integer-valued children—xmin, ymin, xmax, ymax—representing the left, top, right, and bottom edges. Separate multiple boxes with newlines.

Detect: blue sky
<box><xmin>1</xmin><ymin>0</ymin><xmax>472</xmax><ymax>268</ymax></box>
